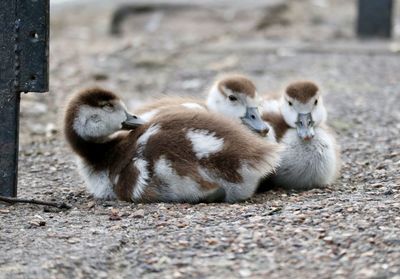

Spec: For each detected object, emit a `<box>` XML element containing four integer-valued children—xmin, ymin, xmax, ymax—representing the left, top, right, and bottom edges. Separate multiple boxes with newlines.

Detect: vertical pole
<box><xmin>0</xmin><ymin>0</ymin><xmax>18</xmax><ymax>197</ymax></box>
<box><xmin>357</xmin><ymin>0</ymin><xmax>393</xmax><ymax>38</ymax></box>
<box><xmin>0</xmin><ymin>92</ymin><xmax>20</xmax><ymax>197</ymax></box>
<box><xmin>0</xmin><ymin>0</ymin><xmax>49</xmax><ymax>197</ymax></box>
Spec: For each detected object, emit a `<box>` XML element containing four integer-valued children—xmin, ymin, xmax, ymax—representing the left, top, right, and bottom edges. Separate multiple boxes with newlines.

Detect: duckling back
<box><xmin>135</xmin><ymin>97</ymin><xmax>206</xmax><ymax>122</ymax></box>
<box><xmin>111</xmin><ymin>109</ymin><xmax>281</xmax><ymax>203</ymax></box>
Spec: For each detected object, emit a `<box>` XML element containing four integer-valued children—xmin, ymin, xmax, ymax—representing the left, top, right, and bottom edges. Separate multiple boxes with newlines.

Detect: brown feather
<box><xmin>262</xmin><ymin>112</ymin><xmax>289</xmax><ymax>142</ymax></box>
<box><xmin>286</xmin><ymin>81</ymin><xmax>319</xmax><ymax>103</ymax></box>
<box><xmin>217</xmin><ymin>74</ymin><xmax>257</xmax><ymax>98</ymax></box>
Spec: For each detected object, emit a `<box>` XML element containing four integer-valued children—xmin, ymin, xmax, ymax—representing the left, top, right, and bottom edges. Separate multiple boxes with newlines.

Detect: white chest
<box><xmin>275</xmin><ymin>127</ymin><xmax>338</xmax><ymax>189</ymax></box>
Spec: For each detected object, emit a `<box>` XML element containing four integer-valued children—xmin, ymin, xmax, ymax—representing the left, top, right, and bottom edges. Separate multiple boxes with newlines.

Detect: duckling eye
<box><xmin>102</xmin><ymin>103</ymin><xmax>114</xmax><ymax>110</ymax></box>
<box><xmin>314</xmin><ymin>99</ymin><xmax>318</xmax><ymax>106</ymax></box>
<box><xmin>288</xmin><ymin>101</ymin><xmax>293</xmax><ymax>106</ymax></box>
<box><xmin>228</xmin><ymin>95</ymin><xmax>238</xmax><ymax>102</ymax></box>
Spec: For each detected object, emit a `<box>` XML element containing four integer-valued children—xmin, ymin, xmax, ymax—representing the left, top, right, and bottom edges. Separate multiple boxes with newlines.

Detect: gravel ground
<box><xmin>1</xmin><ymin>1</ymin><xmax>400</xmax><ymax>278</ymax></box>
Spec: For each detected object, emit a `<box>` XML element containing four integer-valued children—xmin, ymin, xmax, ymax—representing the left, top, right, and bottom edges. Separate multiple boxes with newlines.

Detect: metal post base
<box><xmin>0</xmin><ymin>91</ymin><xmax>20</xmax><ymax>197</ymax></box>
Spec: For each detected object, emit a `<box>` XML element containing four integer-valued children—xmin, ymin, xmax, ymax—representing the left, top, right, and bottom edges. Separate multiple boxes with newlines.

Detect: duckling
<box><xmin>261</xmin><ymin>81</ymin><xmax>340</xmax><ymax>190</ymax></box>
<box><xmin>135</xmin><ymin>74</ymin><xmax>275</xmax><ymax>141</ymax></box>
<box><xmin>64</xmin><ymin>88</ymin><xmax>281</xmax><ymax>203</ymax></box>
<box><xmin>207</xmin><ymin>74</ymin><xmax>274</xmax><ymax>140</ymax></box>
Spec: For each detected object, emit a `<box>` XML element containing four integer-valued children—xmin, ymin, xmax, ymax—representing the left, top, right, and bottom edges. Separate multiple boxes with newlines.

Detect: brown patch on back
<box><xmin>144</xmin><ymin>123</ymin><xmax>211</xmax><ymax>182</ymax></box>
<box><xmin>217</xmin><ymin>75</ymin><xmax>257</xmax><ymax>98</ymax></box>
<box><xmin>262</xmin><ymin>112</ymin><xmax>289</xmax><ymax>142</ymax></box>
<box><xmin>286</xmin><ymin>81</ymin><xmax>319</xmax><ymax>103</ymax></box>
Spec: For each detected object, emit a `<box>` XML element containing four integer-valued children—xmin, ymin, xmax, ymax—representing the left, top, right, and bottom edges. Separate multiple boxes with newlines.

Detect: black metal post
<box><xmin>0</xmin><ymin>0</ymin><xmax>49</xmax><ymax>197</ymax></box>
<box><xmin>357</xmin><ymin>0</ymin><xmax>393</xmax><ymax>38</ymax></box>
<box><xmin>0</xmin><ymin>90</ymin><xmax>20</xmax><ymax>197</ymax></box>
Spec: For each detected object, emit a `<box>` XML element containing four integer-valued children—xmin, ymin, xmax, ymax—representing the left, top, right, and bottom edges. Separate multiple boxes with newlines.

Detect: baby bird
<box><xmin>64</xmin><ymin>88</ymin><xmax>281</xmax><ymax>203</ymax></box>
<box><xmin>206</xmin><ymin>75</ymin><xmax>271</xmax><ymax>137</ymax></box>
<box><xmin>135</xmin><ymin>75</ymin><xmax>274</xmax><ymax>141</ymax></box>
<box><xmin>261</xmin><ymin>81</ymin><xmax>340</xmax><ymax>190</ymax></box>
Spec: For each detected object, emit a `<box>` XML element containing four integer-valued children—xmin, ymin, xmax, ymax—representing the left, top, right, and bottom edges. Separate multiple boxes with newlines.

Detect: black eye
<box><xmin>288</xmin><ymin>101</ymin><xmax>293</xmax><ymax>106</ymax></box>
<box><xmin>228</xmin><ymin>95</ymin><xmax>238</xmax><ymax>102</ymax></box>
<box><xmin>314</xmin><ymin>99</ymin><xmax>318</xmax><ymax>106</ymax></box>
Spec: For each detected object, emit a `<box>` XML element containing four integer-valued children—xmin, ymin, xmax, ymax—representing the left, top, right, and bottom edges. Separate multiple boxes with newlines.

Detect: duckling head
<box><xmin>66</xmin><ymin>88</ymin><xmax>144</xmax><ymax>142</ymax></box>
<box><xmin>206</xmin><ymin>74</ymin><xmax>270</xmax><ymax>137</ymax></box>
<box><xmin>280</xmin><ymin>81</ymin><xmax>327</xmax><ymax>141</ymax></box>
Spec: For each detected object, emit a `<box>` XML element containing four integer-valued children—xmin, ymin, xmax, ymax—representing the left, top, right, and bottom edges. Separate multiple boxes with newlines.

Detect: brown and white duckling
<box><xmin>261</xmin><ymin>81</ymin><xmax>340</xmax><ymax>190</ymax></box>
<box><xmin>135</xmin><ymin>75</ymin><xmax>275</xmax><ymax>141</ymax></box>
<box><xmin>64</xmin><ymin>88</ymin><xmax>281</xmax><ymax>203</ymax></box>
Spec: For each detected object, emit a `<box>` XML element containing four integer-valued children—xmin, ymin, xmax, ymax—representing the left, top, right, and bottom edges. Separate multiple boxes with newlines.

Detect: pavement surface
<box><xmin>1</xmin><ymin>0</ymin><xmax>400</xmax><ymax>278</ymax></box>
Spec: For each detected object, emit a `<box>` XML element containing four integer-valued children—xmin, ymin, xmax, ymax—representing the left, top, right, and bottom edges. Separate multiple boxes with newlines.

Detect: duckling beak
<box><xmin>121</xmin><ymin>112</ymin><xmax>145</xmax><ymax>129</ymax></box>
<box><xmin>241</xmin><ymin>107</ymin><xmax>270</xmax><ymax>137</ymax></box>
<box><xmin>296</xmin><ymin>113</ymin><xmax>315</xmax><ymax>141</ymax></box>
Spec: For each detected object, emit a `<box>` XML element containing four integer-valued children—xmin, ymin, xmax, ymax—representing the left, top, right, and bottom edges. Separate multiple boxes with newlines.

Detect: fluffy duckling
<box><xmin>206</xmin><ymin>75</ymin><xmax>271</xmax><ymax>137</ymax></box>
<box><xmin>64</xmin><ymin>88</ymin><xmax>281</xmax><ymax>203</ymax></box>
<box><xmin>135</xmin><ymin>75</ymin><xmax>275</xmax><ymax>141</ymax></box>
<box><xmin>261</xmin><ymin>81</ymin><xmax>340</xmax><ymax>190</ymax></box>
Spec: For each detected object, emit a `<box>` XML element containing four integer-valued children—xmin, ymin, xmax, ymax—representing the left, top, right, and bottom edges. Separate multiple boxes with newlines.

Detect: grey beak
<box><xmin>296</xmin><ymin>113</ymin><xmax>315</xmax><ymax>141</ymax></box>
<box><xmin>121</xmin><ymin>112</ymin><xmax>145</xmax><ymax>129</ymax></box>
<box><xmin>241</xmin><ymin>107</ymin><xmax>270</xmax><ymax>137</ymax></box>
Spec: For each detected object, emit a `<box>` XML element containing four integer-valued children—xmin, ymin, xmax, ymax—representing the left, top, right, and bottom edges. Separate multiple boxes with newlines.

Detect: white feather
<box><xmin>137</xmin><ymin>124</ymin><xmax>161</xmax><ymax>147</ymax></box>
<box><xmin>76</xmin><ymin>158</ymin><xmax>116</xmax><ymax>199</ymax></box>
<box><xmin>186</xmin><ymin>129</ymin><xmax>224</xmax><ymax>159</ymax></box>
<box><xmin>181</xmin><ymin>103</ymin><xmax>206</xmax><ymax>110</ymax></box>
<box><xmin>130</xmin><ymin>124</ymin><xmax>162</xmax><ymax>200</ymax></box>
<box><xmin>139</xmin><ymin>109</ymin><xmax>159</xmax><ymax>122</ymax></box>
<box><xmin>132</xmin><ymin>158</ymin><xmax>149</xmax><ymax>200</ymax></box>
<box><xmin>274</xmin><ymin>128</ymin><xmax>338</xmax><ymax>189</ymax></box>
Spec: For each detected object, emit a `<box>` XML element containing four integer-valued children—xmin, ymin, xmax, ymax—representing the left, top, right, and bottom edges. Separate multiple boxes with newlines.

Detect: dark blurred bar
<box><xmin>357</xmin><ymin>0</ymin><xmax>393</xmax><ymax>38</ymax></box>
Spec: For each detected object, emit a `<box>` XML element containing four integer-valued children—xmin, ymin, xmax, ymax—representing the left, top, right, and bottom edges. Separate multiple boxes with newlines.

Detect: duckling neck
<box><xmin>65</xmin><ymin>126</ymin><xmax>123</xmax><ymax>169</ymax></box>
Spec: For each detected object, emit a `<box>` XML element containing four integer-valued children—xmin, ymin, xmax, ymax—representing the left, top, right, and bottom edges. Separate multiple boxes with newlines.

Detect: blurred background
<box><xmin>20</xmin><ymin>0</ymin><xmax>400</xmax><ymax>144</ymax></box>
<box><xmin>48</xmin><ymin>0</ymin><xmax>399</xmax><ymax>100</ymax></box>
<box><xmin>20</xmin><ymin>0</ymin><xmax>400</xmax><ymax>138</ymax></box>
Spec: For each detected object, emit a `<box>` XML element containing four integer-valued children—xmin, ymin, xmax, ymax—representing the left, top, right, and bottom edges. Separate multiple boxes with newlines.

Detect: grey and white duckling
<box><xmin>135</xmin><ymin>75</ymin><xmax>275</xmax><ymax>141</ymax></box>
<box><xmin>64</xmin><ymin>88</ymin><xmax>281</xmax><ymax>203</ymax></box>
<box><xmin>260</xmin><ymin>81</ymin><xmax>341</xmax><ymax>190</ymax></box>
